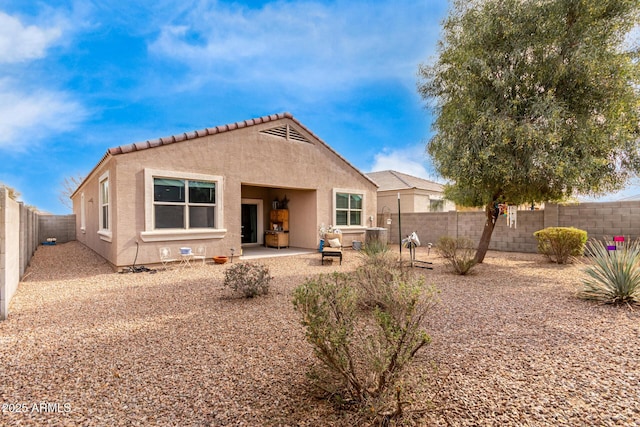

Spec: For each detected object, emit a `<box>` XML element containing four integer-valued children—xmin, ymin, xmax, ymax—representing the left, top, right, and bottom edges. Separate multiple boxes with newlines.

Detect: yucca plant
<box><xmin>580</xmin><ymin>239</ymin><xmax>640</xmax><ymax>305</ymax></box>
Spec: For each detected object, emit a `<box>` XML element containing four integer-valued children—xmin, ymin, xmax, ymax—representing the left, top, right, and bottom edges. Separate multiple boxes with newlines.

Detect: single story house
<box><xmin>71</xmin><ymin>113</ymin><xmax>378</xmax><ymax>268</ymax></box>
<box><xmin>366</xmin><ymin>170</ymin><xmax>455</xmax><ymax>218</ymax></box>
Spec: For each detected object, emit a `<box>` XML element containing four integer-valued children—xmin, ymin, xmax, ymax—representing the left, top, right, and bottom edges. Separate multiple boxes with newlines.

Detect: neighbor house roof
<box><xmin>72</xmin><ymin>112</ymin><xmax>377</xmax><ymax>199</ymax></box>
<box><xmin>366</xmin><ymin>170</ymin><xmax>443</xmax><ymax>192</ymax></box>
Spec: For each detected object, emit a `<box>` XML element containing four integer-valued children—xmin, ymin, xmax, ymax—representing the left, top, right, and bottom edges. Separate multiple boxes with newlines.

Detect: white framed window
<box><xmin>333</xmin><ymin>189</ymin><xmax>364</xmax><ymax>227</ymax></box>
<box><xmin>97</xmin><ymin>171</ymin><xmax>112</xmax><ymax>242</ymax></box>
<box><xmin>153</xmin><ymin>178</ymin><xmax>216</xmax><ymax>229</ymax></box>
<box><xmin>141</xmin><ymin>169</ymin><xmax>226</xmax><ymax>242</ymax></box>
<box><xmin>80</xmin><ymin>192</ymin><xmax>86</xmax><ymax>233</ymax></box>
<box><xmin>430</xmin><ymin>198</ymin><xmax>444</xmax><ymax>212</ymax></box>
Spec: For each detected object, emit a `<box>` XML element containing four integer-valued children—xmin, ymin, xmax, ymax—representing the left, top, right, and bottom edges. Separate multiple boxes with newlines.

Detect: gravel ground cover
<box><xmin>1</xmin><ymin>241</ymin><xmax>639</xmax><ymax>426</ymax></box>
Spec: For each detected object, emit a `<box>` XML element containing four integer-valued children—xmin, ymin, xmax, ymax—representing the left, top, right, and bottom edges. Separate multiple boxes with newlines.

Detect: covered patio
<box><xmin>240</xmin><ymin>245</ymin><xmax>317</xmax><ymax>260</ymax></box>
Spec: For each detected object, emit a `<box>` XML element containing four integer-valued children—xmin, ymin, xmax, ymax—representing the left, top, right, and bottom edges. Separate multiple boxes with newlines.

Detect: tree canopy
<box><xmin>419</xmin><ymin>0</ymin><xmax>640</xmax><ymax>262</ymax></box>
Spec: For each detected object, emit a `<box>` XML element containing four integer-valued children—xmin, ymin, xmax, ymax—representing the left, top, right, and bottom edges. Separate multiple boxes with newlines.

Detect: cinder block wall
<box><xmin>490</xmin><ymin>210</ymin><xmax>544</xmax><ymax>253</ymax></box>
<box><xmin>557</xmin><ymin>202</ymin><xmax>640</xmax><ymax>242</ymax></box>
<box><xmin>1</xmin><ymin>188</ymin><xmax>21</xmax><ymax>320</ymax></box>
<box><xmin>386</xmin><ymin>201</ymin><xmax>640</xmax><ymax>253</ymax></box>
<box><xmin>1</xmin><ymin>188</ymin><xmax>64</xmax><ymax>320</ymax></box>
<box><xmin>19</xmin><ymin>205</ymin><xmax>39</xmax><ymax>277</ymax></box>
<box><xmin>38</xmin><ymin>214</ymin><xmax>76</xmax><ymax>244</ymax></box>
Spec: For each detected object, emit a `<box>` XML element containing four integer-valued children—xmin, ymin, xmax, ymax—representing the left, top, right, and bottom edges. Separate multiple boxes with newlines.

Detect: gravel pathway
<box><xmin>1</xmin><ymin>241</ymin><xmax>638</xmax><ymax>426</ymax></box>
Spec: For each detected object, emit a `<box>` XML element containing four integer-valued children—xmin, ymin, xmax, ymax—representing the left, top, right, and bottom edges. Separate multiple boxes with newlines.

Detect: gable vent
<box><xmin>288</xmin><ymin>126</ymin><xmax>310</xmax><ymax>143</ymax></box>
<box><xmin>261</xmin><ymin>125</ymin><xmax>288</xmax><ymax>139</ymax></box>
<box><xmin>260</xmin><ymin>124</ymin><xmax>311</xmax><ymax>144</ymax></box>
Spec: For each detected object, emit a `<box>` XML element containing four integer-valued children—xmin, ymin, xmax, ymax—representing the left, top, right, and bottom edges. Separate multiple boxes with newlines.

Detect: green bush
<box><xmin>436</xmin><ymin>236</ymin><xmax>477</xmax><ymax>275</ymax></box>
<box><xmin>579</xmin><ymin>239</ymin><xmax>640</xmax><ymax>305</ymax></box>
<box><xmin>223</xmin><ymin>262</ymin><xmax>272</xmax><ymax>298</ymax></box>
<box><xmin>292</xmin><ymin>262</ymin><xmax>437</xmax><ymax>422</ymax></box>
<box><xmin>534</xmin><ymin>227</ymin><xmax>587</xmax><ymax>264</ymax></box>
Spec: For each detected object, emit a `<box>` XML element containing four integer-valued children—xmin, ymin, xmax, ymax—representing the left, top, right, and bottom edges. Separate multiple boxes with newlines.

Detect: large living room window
<box><xmin>141</xmin><ymin>169</ymin><xmax>225</xmax><ymax>242</ymax></box>
<box><xmin>335</xmin><ymin>191</ymin><xmax>363</xmax><ymax>227</ymax></box>
<box><xmin>154</xmin><ymin>178</ymin><xmax>216</xmax><ymax>229</ymax></box>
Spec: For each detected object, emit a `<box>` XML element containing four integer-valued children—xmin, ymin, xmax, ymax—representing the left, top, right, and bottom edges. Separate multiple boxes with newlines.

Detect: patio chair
<box><xmin>159</xmin><ymin>247</ymin><xmax>178</xmax><ymax>268</ymax></box>
<box><xmin>322</xmin><ymin>232</ymin><xmax>343</xmax><ymax>265</ymax></box>
<box><xmin>192</xmin><ymin>246</ymin><xmax>207</xmax><ymax>265</ymax></box>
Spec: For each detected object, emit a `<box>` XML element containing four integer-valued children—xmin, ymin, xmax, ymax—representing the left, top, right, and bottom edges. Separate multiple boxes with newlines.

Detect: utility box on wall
<box><xmin>365</xmin><ymin>227</ymin><xmax>388</xmax><ymax>245</ymax></box>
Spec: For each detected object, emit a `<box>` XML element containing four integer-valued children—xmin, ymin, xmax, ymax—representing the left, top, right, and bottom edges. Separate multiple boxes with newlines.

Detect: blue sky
<box><xmin>0</xmin><ymin>1</ymin><xmax>637</xmax><ymax>214</ymax></box>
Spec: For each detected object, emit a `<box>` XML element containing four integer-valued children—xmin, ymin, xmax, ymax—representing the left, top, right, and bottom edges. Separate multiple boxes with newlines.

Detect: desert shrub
<box><xmin>355</xmin><ymin>250</ymin><xmax>408</xmax><ymax>310</ymax></box>
<box><xmin>534</xmin><ymin>227</ymin><xmax>587</xmax><ymax>264</ymax></box>
<box><xmin>223</xmin><ymin>262</ymin><xmax>272</xmax><ymax>298</ymax></box>
<box><xmin>361</xmin><ymin>238</ymin><xmax>390</xmax><ymax>257</ymax></box>
<box><xmin>292</xmin><ymin>265</ymin><xmax>437</xmax><ymax>422</ymax></box>
<box><xmin>579</xmin><ymin>239</ymin><xmax>640</xmax><ymax>305</ymax></box>
<box><xmin>436</xmin><ymin>236</ymin><xmax>477</xmax><ymax>275</ymax></box>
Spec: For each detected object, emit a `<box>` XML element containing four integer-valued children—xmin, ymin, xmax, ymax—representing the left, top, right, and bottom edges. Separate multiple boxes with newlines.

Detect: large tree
<box><xmin>419</xmin><ymin>0</ymin><xmax>640</xmax><ymax>263</ymax></box>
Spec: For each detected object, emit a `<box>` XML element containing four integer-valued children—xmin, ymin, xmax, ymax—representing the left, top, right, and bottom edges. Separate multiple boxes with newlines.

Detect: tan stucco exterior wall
<box><xmin>73</xmin><ymin>117</ymin><xmax>377</xmax><ymax>267</ymax></box>
<box><xmin>377</xmin><ymin>189</ymin><xmax>455</xmax><ymax>215</ymax></box>
<box><xmin>73</xmin><ymin>160</ymin><xmax>118</xmax><ymax>265</ymax></box>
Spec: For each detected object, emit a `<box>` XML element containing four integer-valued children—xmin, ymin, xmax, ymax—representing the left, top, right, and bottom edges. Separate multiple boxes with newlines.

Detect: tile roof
<box><xmin>72</xmin><ymin>112</ymin><xmax>377</xmax><ymax>198</ymax></box>
<box><xmin>366</xmin><ymin>170</ymin><xmax>444</xmax><ymax>192</ymax></box>
<box><xmin>108</xmin><ymin>112</ymin><xmax>299</xmax><ymax>155</ymax></box>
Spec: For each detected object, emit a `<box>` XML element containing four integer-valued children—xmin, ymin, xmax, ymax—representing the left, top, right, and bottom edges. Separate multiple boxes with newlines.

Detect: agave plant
<box><xmin>580</xmin><ymin>239</ymin><xmax>640</xmax><ymax>305</ymax></box>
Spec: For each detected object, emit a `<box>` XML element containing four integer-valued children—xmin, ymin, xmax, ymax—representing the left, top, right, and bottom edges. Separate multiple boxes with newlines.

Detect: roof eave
<box><xmin>70</xmin><ymin>151</ymin><xmax>112</xmax><ymax>200</ymax></box>
<box><xmin>107</xmin><ymin>112</ymin><xmax>378</xmax><ymax>189</ymax></box>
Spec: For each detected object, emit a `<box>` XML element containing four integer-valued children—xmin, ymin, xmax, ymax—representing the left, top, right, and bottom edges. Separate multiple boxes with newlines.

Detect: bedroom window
<box><xmin>97</xmin><ymin>171</ymin><xmax>112</xmax><ymax>242</ymax></box>
<box><xmin>100</xmin><ymin>178</ymin><xmax>109</xmax><ymax>230</ymax></box>
<box><xmin>335</xmin><ymin>192</ymin><xmax>363</xmax><ymax>227</ymax></box>
<box><xmin>80</xmin><ymin>192</ymin><xmax>86</xmax><ymax>233</ymax></box>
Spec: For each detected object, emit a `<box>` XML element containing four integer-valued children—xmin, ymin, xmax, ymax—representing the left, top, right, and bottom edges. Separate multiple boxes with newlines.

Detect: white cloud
<box><xmin>0</xmin><ymin>10</ymin><xmax>86</xmax><ymax>149</ymax></box>
<box><xmin>0</xmin><ymin>12</ymin><xmax>63</xmax><ymax>63</ymax></box>
<box><xmin>580</xmin><ymin>178</ymin><xmax>640</xmax><ymax>202</ymax></box>
<box><xmin>623</xmin><ymin>24</ymin><xmax>640</xmax><ymax>51</ymax></box>
<box><xmin>149</xmin><ymin>0</ymin><xmax>444</xmax><ymax>94</ymax></box>
<box><xmin>369</xmin><ymin>144</ymin><xmax>439</xmax><ymax>181</ymax></box>
<box><xmin>0</xmin><ymin>79</ymin><xmax>87</xmax><ymax>149</ymax></box>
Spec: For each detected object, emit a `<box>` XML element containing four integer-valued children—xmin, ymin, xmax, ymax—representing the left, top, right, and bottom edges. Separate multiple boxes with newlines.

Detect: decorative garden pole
<box><xmin>398</xmin><ymin>192</ymin><xmax>402</xmax><ymax>257</ymax></box>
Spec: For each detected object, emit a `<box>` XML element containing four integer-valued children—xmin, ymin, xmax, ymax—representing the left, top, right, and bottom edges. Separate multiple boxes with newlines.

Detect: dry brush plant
<box><xmin>580</xmin><ymin>239</ymin><xmax>640</xmax><ymax>305</ymax></box>
<box><xmin>223</xmin><ymin>262</ymin><xmax>272</xmax><ymax>298</ymax></box>
<box><xmin>360</xmin><ymin>238</ymin><xmax>390</xmax><ymax>258</ymax></box>
<box><xmin>292</xmin><ymin>253</ymin><xmax>437</xmax><ymax>423</ymax></box>
<box><xmin>436</xmin><ymin>236</ymin><xmax>477</xmax><ymax>275</ymax></box>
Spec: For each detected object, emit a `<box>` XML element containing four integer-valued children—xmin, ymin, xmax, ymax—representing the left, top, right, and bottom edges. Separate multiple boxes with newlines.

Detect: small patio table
<box><xmin>180</xmin><ymin>249</ymin><xmax>194</xmax><ymax>267</ymax></box>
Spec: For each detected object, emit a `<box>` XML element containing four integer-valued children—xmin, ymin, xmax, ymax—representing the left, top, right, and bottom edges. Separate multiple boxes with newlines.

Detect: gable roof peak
<box><xmin>108</xmin><ymin>112</ymin><xmax>295</xmax><ymax>155</ymax></box>
<box><xmin>366</xmin><ymin>170</ymin><xmax>443</xmax><ymax>192</ymax></box>
<box><xmin>72</xmin><ymin>112</ymin><xmax>378</xmax><ymax>199</ymax></box>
